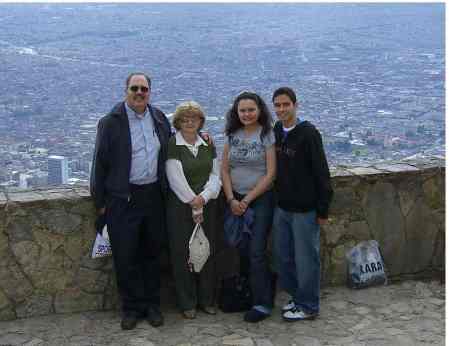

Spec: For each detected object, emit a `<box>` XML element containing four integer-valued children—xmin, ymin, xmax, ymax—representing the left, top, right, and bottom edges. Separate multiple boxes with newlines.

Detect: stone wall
<box><xmin>0</xmin><ymin>158</ymin><xmax>444</xmax><ymax>321</ymax></box>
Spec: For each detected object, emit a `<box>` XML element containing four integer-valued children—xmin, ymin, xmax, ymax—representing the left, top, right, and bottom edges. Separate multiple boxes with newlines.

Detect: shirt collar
<box><xmin>125</xmin><ymin>102</ymin><xmax>148</xmax><ymax>119</ymax></box>
<box><xmin>175</xmin><ymin>131</ymin><xmax>208</xmax><ymax>147</ymax></box>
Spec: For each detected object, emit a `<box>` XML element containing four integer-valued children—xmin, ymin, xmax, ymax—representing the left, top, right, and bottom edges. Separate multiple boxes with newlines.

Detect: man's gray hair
<box><xmin>125</xmin><ymin>72</ymin><xmax>152</xmax><ymax>89</ymax></box>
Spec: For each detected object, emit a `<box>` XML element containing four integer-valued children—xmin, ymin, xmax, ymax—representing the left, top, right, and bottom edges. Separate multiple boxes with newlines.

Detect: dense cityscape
<box><xmin>0</xmin><ymin>4</ymin><xmax>444</xmax><ymax>189</ymax></box>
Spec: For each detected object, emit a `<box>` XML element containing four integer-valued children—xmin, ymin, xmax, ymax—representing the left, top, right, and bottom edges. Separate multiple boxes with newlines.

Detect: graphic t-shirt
<box><xmin>226</xmin><ymin>127</ymin><xmax>275</xmax><ymax>195</ymax></box>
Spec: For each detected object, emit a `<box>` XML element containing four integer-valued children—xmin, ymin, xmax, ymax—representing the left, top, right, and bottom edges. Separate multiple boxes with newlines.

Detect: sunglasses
<box><xmin>129</xmin><ymin>85</ymin><xmax>149</xmax><ymax>93</ymax></box>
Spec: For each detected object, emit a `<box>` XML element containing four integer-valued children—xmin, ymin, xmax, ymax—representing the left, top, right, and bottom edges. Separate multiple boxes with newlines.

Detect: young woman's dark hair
<box><xmin>225</xmin><ymin>91</ymin><xmax>273</xmax><ymax>139</ymax></box>
<box><xmin>272</xmin><ymin>86</ymin><xmax>297</xmax><ymax>104</ymax></box>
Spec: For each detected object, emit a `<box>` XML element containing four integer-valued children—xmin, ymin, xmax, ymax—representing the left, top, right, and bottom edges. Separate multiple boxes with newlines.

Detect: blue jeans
<box><xmin>238</xmin><ymin>190</ymin><xmax>274</xmax><ymax>314</ymax></box>
<box><xmin>273</xmin><ymin>207</ymin><xmax>320</xmax><ymax>314</ymax></box>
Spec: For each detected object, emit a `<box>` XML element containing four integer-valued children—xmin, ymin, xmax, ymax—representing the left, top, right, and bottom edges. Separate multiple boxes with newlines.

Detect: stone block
<box><xmin>36</xmin><ymin>209</ymin><xmax>83</xmax><ymax>235</ymax></box>
<box><xmin>11</xmin><ymin>241</ymin><xmax>74</xmax><ymax>293</ymax></box>
<box><xmin>16</xmin><ymin>293</ymin><xmax>53</xmax><ymax>318</ymax></box>
<box><xmin>327</xmin><ymin>241</ymin><xmax>356</xmax><ymax>286</ymax></box>
<box><xmin>54</xmin><ymin>287</ymin><xmax>103</xmax><ymax>313</ymax></box>
<box><xmin>432</xmin><ymin>230</ymin><xmax>444</xmax><ymax>268</ymax></box>
<box><xmin>0</xmin><ymin>288</ymin><xmax>11</xmax><ymax>310</ymax></box>
<box><xmin>397</xmin><ymin>177</ymin><xmax>422</xmax><ymax>217</ymax></box>
<box><xmin>0</xmin><ymin>307</ymin><xmax>16</xmax><ymax>321</ymax></box>
<box><xmin>10</xmin><ymin>240</ymin><xmax>40</xmax><ymax>272</ymax></box>
<box><xmin>362</xmin><ymin>182</ymin><xmax>406</xmax><ymax>276</ymax></box>
<box><xmin>324</xmin><ymin>219</ymin><xmax>372</xmax><ymax>247</ymax></box>
<box><xmin>348</xmin><ymin>220</ymin><xmax>372</xmax><ymax>240</ymax></box>
<box><xmin>0</xmin><ymin>263</ymin><xmax>34</xmax><ymax>303</ymax></box>
<box><xmin>8</xmin><ymin>191</ymin><xmax>43</xmax><ymax>203</ymax></box>
<box><xmin>32</xmin><ymin>228</ymin><xmax>64</xmax><ymax>252</ymax></box>
<box><xmin>422</xmin><ymin>174</ymin><xmax>444</xmax><ymax>210</ymax></box>
<box><xmin>374</xmin><ymin>163</ymin><xmax>419</xmax><ymax>173</ymax></box>
<box><xmin>322</xmin><ymin>222</ymin><xmax>344</xmax><ymax>246</ymax></box>
<box><xmin>103</xmin><ymin>272</ymin><xmax>120</xmax><ymax>310</ymax></box>
<box><xmin>103</xmin><ymin>285</ymin><xmax>120</xmax><ymax>311</ymax></box>
<box><xmin>36</xmin><ymin>255</ymin><xmax>75</xmax><ymax>293</ymax></box>
<box><xmin>0</xmin><ymin>191</ymin><xmax>6</xmax><ymax>205</ymax></box>
<box><xmin>320</xmin><ymin>248</ymin><xmax>331</xmax><ymax>286</ymax></box>
<box><xmin>65</xmin><ymin>234</ymin><xmax>91</xmax><ymax>262</ymax></box>
<box><xmin>403</xmin><ymin>200</ymin><xmax>439</xmax><ymax>273</ymax></box>
<box><xmin>70</xmin><ymin>201</ymin><xmax>96</xmax><ymax>217</ymax></box>
<box><xmin>37</xmin><ymin>190</ymin><xmax>71</xmax><ymax>201</ymax></box>
<box><xmin>347</xmin><ymin>166</ymin><xmax>383</xmax><ymax>176</ymax></box>
<box><xmin>331</xmin><ymin>167</ymin><xmax>354</xmax><ymax>177</ymax></box>
<box><xmin>0</xmin><ymin>226</ymin><xmax>12</xmax><ymax>266</ymax></box>
<box><xmin>407</xmin><ymin>158</ymin><xmax>445</xmax><ymax>170</ymax></box>
<box><xmin>72</xmin><ymin>187</ymin><xmax>91</xmax><ymax>198</ymax></box>
<box><xmin>328</xmin><ymin>187</ymin><xmax>360</xmax><ymax>216</ymax></box>
<box><xmin>5</xmin><ymin>217</ymin><xmax>35</xmax><ymax>243</ymax></box>
<box><xmin>76</xmin><ymin>267</ymin><xmax>109</xmax><ymax>293</ymax></box>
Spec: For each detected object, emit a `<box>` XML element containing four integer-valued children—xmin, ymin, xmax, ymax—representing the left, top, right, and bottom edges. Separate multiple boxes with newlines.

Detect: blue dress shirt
<box><xmin>125</xmin><ymin>103</ymin><xmax>161</xmax><ymax>185</ymax></box>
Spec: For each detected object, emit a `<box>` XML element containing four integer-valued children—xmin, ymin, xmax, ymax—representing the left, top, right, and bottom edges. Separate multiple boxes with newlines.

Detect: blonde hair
<box><xmin>172</xmin><ymin>101</ymin><xmax>206</xmax><ymax>131</ymax></box>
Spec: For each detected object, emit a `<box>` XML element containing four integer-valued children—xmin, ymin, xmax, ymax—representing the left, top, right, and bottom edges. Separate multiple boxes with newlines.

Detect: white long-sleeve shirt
<box><xmin>166</xmin><ymin>132</ymin><xmax>221</xmax><ymax>205</ymax></box>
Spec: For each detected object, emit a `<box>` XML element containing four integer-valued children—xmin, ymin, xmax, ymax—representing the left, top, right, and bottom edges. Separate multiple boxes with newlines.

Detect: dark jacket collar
<box><xmin>111</xmin><ymin>101</ymin><xmax>164</xmax><ymax>125</ymax></box>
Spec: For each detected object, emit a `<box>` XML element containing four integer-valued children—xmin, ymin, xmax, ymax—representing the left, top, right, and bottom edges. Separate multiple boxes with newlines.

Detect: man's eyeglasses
<box><xmin>129</xmin><ymin>85</ymin><xmax>149</xmax><ymax>93</ymax></box>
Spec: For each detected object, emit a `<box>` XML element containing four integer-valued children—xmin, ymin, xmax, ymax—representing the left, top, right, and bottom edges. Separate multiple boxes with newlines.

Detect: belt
<box><xmin>130</xmin><ymin>181</ymin><xmax>159</xmax><ymax>192</ymax></box>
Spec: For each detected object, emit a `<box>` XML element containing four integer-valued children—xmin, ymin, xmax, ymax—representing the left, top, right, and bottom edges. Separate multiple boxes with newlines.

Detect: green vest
<box><xmin>167</xmin><ymin>136</ymin><xmax>217</xmax><ymax>195</ymax></box>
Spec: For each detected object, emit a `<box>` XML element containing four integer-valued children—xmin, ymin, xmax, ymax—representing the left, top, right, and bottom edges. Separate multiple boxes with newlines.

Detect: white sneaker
<box><xmin>281</xmin><ymin>300</ymin><xmax>296</xmax><ymax>313</ymax></box>
<box><xmin>282</xmin><ymin>307</ymin><xmax>318</xmax><ymax>321</ymax></box>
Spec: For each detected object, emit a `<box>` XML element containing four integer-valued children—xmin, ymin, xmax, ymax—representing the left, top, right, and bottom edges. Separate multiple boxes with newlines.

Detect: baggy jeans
<box><xmin>273</xmin><ymin>207</ymin><xmax>320</xmax><ymax>314</ymax></box>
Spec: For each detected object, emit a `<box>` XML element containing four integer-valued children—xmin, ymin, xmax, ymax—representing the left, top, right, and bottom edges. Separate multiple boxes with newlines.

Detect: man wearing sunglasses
<box><xmin>90</xmin><ymin>72</ymin><xmax>171</xmax><ymax>330</ymax></box>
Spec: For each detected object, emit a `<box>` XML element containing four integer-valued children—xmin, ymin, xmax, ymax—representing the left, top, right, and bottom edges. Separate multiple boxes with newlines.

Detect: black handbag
<box><xmin>218</xmin><ymin>275</ymin><xmax>252</xmax><ymax>313</ymax></box>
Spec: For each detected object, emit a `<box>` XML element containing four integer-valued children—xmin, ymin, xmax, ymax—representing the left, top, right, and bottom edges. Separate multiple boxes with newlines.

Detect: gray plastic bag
<box><xmin>346</xmin><ymin>240</ymin><xmax>387</xmax><ymax>289</ymax></box>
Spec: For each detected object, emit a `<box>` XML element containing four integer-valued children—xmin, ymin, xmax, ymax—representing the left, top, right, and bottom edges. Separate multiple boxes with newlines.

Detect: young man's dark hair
<box><xmin>272</xmin><ymin>86</ymin><xmax>297</xmax><ymax>104</ymax></box>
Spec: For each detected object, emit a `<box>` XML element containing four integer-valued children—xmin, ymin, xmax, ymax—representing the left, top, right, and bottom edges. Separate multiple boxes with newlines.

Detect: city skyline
<box><xmin>0</xmin><ymin>3</ymin><xmax>445</xmax><ymax>189</ymax></box>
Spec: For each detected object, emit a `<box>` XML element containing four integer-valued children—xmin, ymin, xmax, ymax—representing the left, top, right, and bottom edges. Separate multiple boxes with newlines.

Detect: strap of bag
<box><xmin>189</xmin><ymin>223</ymin><xmax>201</xmax><ymax>246</ymax></box>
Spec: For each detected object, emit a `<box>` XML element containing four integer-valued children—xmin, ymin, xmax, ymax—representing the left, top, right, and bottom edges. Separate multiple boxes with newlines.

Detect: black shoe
<box><xmin>244</xmin><ymin>308</ymin><xmax>269</xmax><ymax>323</ymax></box>
<box><xmin>147</xmin><ymin>307</ymin><xmax>164</xmax><ymax>327</ymax></box>
<box><xmin>121</xmin><ymin>315</ymin><xmax>138</xmax><ymax>330</ymax></box>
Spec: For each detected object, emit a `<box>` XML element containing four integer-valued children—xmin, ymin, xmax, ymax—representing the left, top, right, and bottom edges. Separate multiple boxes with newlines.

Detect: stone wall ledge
<box><xmin>0</xmin><ymin>157</ymin><xmax>445</xmax><ymax>321</ymax></box>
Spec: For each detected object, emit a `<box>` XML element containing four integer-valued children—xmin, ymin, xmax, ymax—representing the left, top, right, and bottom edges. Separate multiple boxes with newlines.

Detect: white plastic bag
<box><xmin>188</xmin><ymin>223</ymin><xmax>210</xmax><ymax>273</ymax></box>
<box><xmin>91</xmin><ymin>226</ymin><xmax>112</xmax><ymax>259</ymax></box>
<box><xmin>346</xmin><ymin>240</ymin><xmax>387</xmax><ymax>289</ymax></box>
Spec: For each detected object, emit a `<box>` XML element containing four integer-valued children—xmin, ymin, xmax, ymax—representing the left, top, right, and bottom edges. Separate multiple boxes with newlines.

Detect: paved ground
<box><xmin>0</xmin><ymin>280</ymin><xmax>444</xmax><ymax>346</ymax></box>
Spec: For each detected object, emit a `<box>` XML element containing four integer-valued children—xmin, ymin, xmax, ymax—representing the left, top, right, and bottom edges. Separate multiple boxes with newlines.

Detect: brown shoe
<box><xmin>201</xmin><ymin>306</ymin><xmax>216</xmax><ymax>315</ymax></box>
<box><xmin>183</xmin><ymin>309</ymin><xmax>196</xmax><ymax>319</ymax></box>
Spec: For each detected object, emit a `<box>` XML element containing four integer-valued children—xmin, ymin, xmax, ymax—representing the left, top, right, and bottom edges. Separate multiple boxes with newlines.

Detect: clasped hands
<box><xmin>190</xmin><ymin>195</ymin><xmax>205</xmax><ymax>224</ymax></box>
<box><xmin>229</xmin><ymin>198</ymin><xmax>250</xmax><ymax>216</ymax></box>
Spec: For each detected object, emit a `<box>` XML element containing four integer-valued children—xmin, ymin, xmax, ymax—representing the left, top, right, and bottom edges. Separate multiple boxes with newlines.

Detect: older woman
<box><xmin>166</xmin><ymin>101</ymin><xmax>221</xmax><ymax>319</ymax></box>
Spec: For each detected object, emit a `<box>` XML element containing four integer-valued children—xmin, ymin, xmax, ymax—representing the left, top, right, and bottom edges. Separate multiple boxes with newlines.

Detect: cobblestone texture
<box><xmin>0</xmin><ymin>281</ymin><xmax>444</xmax><ymax>346</ymax></box>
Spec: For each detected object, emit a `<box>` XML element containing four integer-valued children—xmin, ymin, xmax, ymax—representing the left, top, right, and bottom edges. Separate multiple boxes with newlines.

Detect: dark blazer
<box><xmin>90</xmin><ymin>101</ymin><xmax>171</xmax><ymax>210</ymax></box>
